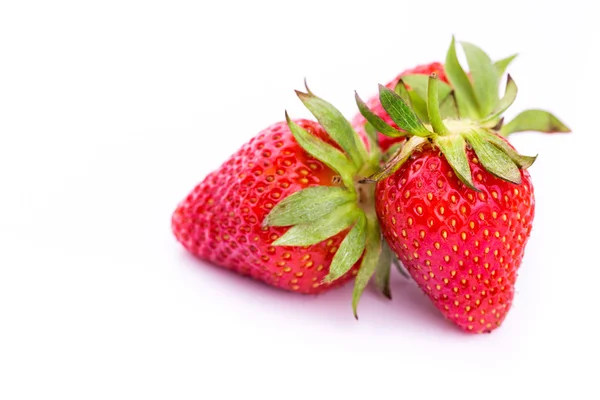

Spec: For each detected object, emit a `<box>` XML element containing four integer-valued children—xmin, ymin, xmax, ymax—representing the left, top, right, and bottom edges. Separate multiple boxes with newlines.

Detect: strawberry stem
<box><xmin>427</xmin><ymin>73</ymin><xmax>450</xmax><ymax>136</ymax></box>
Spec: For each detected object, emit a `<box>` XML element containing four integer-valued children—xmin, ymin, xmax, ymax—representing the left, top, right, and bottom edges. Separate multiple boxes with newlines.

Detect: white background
<box><xmin>1</xmin><ymin>1</ymin><xmax>598</xmax><ymax>399</ymax></box>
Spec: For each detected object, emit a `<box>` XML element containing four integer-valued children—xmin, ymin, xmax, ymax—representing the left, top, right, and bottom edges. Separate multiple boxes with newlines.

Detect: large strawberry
<box><xmin>356</xmin><ymin>38</ymin><xmax>570</xmax><ymax>333</ymax></box>
<box><xmin>172</xmin><ymin>86</ymin><xmax>391</xmax><ymax>316</ymax></box>
<box><xmin>353</xmin><ymin>46</ymin><xmax>570</xmax><ymax>153</ymax></box>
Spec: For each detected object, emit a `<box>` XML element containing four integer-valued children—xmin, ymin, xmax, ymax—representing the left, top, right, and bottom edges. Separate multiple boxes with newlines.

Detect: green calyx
<box><xmin>355</xmin><ymin>37</ymin><xmax>571</xmax><ymax>186</ymax></box>
<box><xmin>263</xmin><ymin>83</ymin><xmax>389</xmax><ymax>317</ymax></box>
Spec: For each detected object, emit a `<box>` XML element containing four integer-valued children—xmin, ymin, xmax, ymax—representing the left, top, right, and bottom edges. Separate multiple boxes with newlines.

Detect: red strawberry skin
<box><xmin>172</xmin><ymin>120</ymin><xmax>361</xmax><ymax>294</ymax></box>
<box><xmin>375</xmin><ymin>142</ymin><xmax>535</xmax><ymax>333</ymax></box>
<box><xmin>352</xmin><ymin>62</ymin><xmax>448</xmax><ymax>152</ymax></box>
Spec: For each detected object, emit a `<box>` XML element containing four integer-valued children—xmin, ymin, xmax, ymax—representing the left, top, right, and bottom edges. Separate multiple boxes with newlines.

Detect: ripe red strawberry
<box><xmin>172</xmin><ymin>86</ymin><xmax>389</xmax><ymax>316</ymax></box>
<box><xmin>351</xmin><ymin>62</ymin><xmax>447</xmax><ymax>152</ymax></box>
<box><xmin>356</xmin><ymin>38</ymin><xmax>569</xmax><ymax>332</ymax></box>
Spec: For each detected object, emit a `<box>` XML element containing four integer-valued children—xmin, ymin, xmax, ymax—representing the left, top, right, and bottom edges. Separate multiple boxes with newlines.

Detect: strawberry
<box><xmin>356</xmin><ymin>38</ymin><xmax>570</xmax><ymax>333</ymax></box>
<box><xmin>351</xmin><ymin>62</ymin><xmax>448</xmax><ymax>152</ymax></box>
<box><xmin>172</xmin><ymin>85</ymin><xmax>390</xmax><ymax>316</ymax></box>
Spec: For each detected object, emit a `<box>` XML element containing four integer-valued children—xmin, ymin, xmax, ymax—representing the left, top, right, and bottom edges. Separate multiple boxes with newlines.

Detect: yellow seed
<box><xmin>295</xmin><ymin>272</ymin><xmax>304</xmax><ymax>277</ymax></box>
<box><xmin>423</xmin><ymin>274</ymin><xmax>429</xmax><ymax>281</ymax></box>
<box><xmin>427</xmin><ymin>193</ymin><xmax>433</xmax><ymax>200</ymax></box>
<box><xmin>291</xmin><ymin>278</ymin><xmax>298</xmax><ymax>284</ymax></box>
<box><xmin>461</xmin><ymin>279</ymin><xmax>467</xmax><ymax>285</ymax></box>
<box><xmin>484</xmin><ymin>263</ymin><xmax>490</xmax><ymax>269</ymax></box>
<box><xmin>478</xmin><ymin>193</ymin><xmax>486</xmax><ymax>201</ymax></box>
<box><xmin>451</xmin><ymin>270</ymin><xmax>457</xmax><ymax>277</ymax></box>
<box><xmin>439</xmin><ymin>206</ymin><xmax>445</xmax><ymax>215</ymax></box>
<box><xmin>443</xmin><ymin>278</ymin><xmax>449</xmax><ymax>284</ymax></box>
<box><xmin>477</xmin><ymin>174</ymin><xmax>483</xmax><ymax>181</ymax></box>
<box><xmin>461</xmin><ymin>206</ymin><xmax>467</xmax><ymax>214</ymax></box>
<box><xmin>420</xmin><ymin>230</ymin><xmax>426</xmax><ymax>238</ymax></box>
<box><xmin>436</xmin><ymin>284</ymin><xmax>441</xmax><ymax>290</ymax></box>
<box><xmin>444</xmin><ymin>305</ymin><xmax>450</xmax><ymax>311</ymax></box>
<box><xmin>466</xmin><ymin>306</ymin><xmax>471</xmax><ymax>312</ymax></box>
<box><xmin>425</xmin><ymin>260</ymin><xmax>431</xmax><ymax>266</ymax></box>
<box><xmin>475</xmin><ymin>299</ymin><xmax>481</xmax><ymax>305</ymax></box>
<box><xmin>454</xmin><ymin>300</ymin><xmax>460</xmax><ymax>306</ymax></box>
<box><xmin>413</xmin><ymin>252</ymin><xmax>419</xmax><ymax>259</ymax></box>
<box><xmin>502</xmin><ymin>214</ymin><xmax>507</xmax><ymax>221</ymax></box>
<box><xmin>451</xmin><ymin>219</ymin><xmax>456</xmax><ymax>228</ymax></box>
<box><xmin>417</xmin><ymin>206</ymin><xmax>423</xmax><ymax>215</ymax></box>
<box><xmin>472</xmin><ymin>158</ymin><xmax>479</xmax><ymax>164</ymax></box>
<box><xmin>434</xmin><ymin>242</ymin><xmax>441</xmax><ymax>249</ymax></box>
<box><xmin>426</xmin><ymin>250</ymin><xmax>432</xmax><ymax>256</ymax></box>
<box><xmin>484</xmin><ymin>229</ymin><xmax>490</xmax><ymax>236</ymax></box>
<box><xmin>468</xmin><ymin>316</ymin><xmax>474</xmax><ymax>322</ymax></box>
<box><xmin>305</xmin><ymin>261</ymin><xmax>313</xmax><ymax>268</ymax></box>
<box><xmin>452</xmin><ymin>245</ymin><xmax>458</xmax><ymax>252</ymax></box>
<box><xmin>491</xmin><ymin>191</ymin><xmax>498</xmax><ymax>199</ymax></box>
<box><xmin>492</xmin><ymin>211</ymin><xmax>498</xmax><ymax>219</ymax></box>
<box><xmin>473</xmin><ymin>256</ymin><xmax>479</xmax><ymax>263</ymax></box>
<box><xmin>408</xmin><ymin>217</ymin><xmax>414</xmax><ymax>226</ymax></box>
<box><xmin>464</xmin><ymin>249</ymin><xmax>470</xmax><ymax>256</ymax></box>
<box><xmin>514</xmin><ymin>188</ymin><xmax>520</xmax><ymax>196</ymax></box>
<box><xmin>442</xmin><ymin>230</ymin><xmax>448</xmax><ymax>239</ymax></box>
<box><xmin>292</xmin><ymin>285</ymin><xmax>300</xmax><ymax>290</ymax></box>
<box><xmin>451</xmin><ymin>195</ymin><xmax>457</xmax><ymax>203</ymax></box>
<box><xmin>429</xmin><ymin>272</ymin><xmax>435</xmax><ymax>278</ymax></box>
<box><xmin>469</xmin><ymin>221</ymin><xmax>475</xmax><ymax>229</ymax></box>
<box><xmin>468</xmin><ymin>325</ymin><xmax>473</xmax><ymax>330</ymax></box>
<box><xmin>444</xmin><ymin>255</ymin><xmax>450</xmax><ymax>262</ymax></box>
<box><xmin>405</xmin><ymin>190</ymin><xmax>410</xmax><ymax>198</ymax></box>
<box><xmin>413</xmin><ymin>240</ymin><xmax>420</xmax><ymax>248</ymax></box>
<box><xmin>453</xmin><ymin>287</ymin><xmax>459</xmax><ymax>293</ymax></box>
<box><xmin>392</xmin><ymin>217</ymin><xmax>396</xmax><ymax>225</ymax></box>
<box><xmin>495</xmin><ymin>231</ymin><xmax>500</xmax><ymax>238</ymax></box>
<box><xmin>479</xmin><ymin>212</ymin><xmax>485</xmax><ymax>220</ymax></box>
<box><xmin>461</xmin><ymin>232</ymin><xmax>467</xmax><ymax>240</ymax></box>
<box><xmin>401</xmin><ymin>229</ymin><xmax>407</xmax><ymax>237</ymax></box>
<box><xmin>458</xmin><ymin>260</ymin><xmax>464</xmax><ymax>267</ymax></box>
<box><xmin>467</xmin><ymin>193</ymin><xmax>474</xmax><ymax>201</ymax></box>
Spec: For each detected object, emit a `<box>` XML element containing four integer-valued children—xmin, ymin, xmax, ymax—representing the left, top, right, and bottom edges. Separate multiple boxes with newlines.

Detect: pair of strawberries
<box><xmin>171</xmin><ymin>38</ymin><xmax>569</xmax><ymax>333</ymax></box>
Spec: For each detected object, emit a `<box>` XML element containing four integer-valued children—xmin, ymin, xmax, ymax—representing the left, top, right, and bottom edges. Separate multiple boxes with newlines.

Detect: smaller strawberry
<box><xmin>172</xmin><ymin>84</ymin><xmax>392</xmax><ymax>316</ymax></box>
<box><xmin>351</xmin><ymin>62</ymin><xmax>448</xmax><ymax>152</ymax></box>
<box><xmin>352</xmin><ymin>45</ymin><xmax>570</xmax><ymax>154</ymax></box>
<box><xmin>356</xmin><ymin>38</ymin><xmax>570</xmax><ymax>333</ymax></box>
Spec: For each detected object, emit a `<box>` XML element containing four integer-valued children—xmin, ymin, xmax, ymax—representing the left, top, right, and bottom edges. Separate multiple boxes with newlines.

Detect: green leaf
<box><xmin>379</xmin><ymin>85</ymin><xmax>430</xmax><ymax>137</ymax></box>
<box><xmin>500</xmin><ymin>109</ymin><xmax>571</xmax><ymax>136</ymax></box>
<box><xmin>461</xmin><ymin>41</ymin><xmax>499</xmax><ymax>117</ymax></box>
<box><xmin>434</xmin><ymin>135</ymin><xmax>477</xmax><ymax>190</ymax></box>
<box><xmin>286</xmin><ymin>113</ymin><xmax>355</xmax><ymax>188</ymax></box>
<box><xmin>494</xmin><ymin>54</ymin><xmax>518</xmax><ymax>79</ymax></box>
<box><xmin>392</xmin><ymin>258</ymin><xmax>410</xmax><ymax>279</ymax></box>
<box><xmin>324</xmin><ymin>213</ymin><xmax>367</xmax><ymax>283</ymax></box>
<box><xmin>352</xmin><ymin>216</ymin><xmax>381</xmax><ymax>318</ymax></box>
<box><xmin>481</xmin><ymin>130</ymin><xmax>537</xmax><ymax>169</ymax></box>
<box><xmin>374</xmin><ymin>240</ymin><xmax>392</xmax><ymax>299</ymax></box>
<box><xmin>394</xmin><ymin>80</ymin><xmax>413</xmax><ymax>107</ymax></box>
<box><xmin>263</xmin><ymin>186</ymin><xmax>354</xmax><ymax>227</ymax></box>
<box><xmin>401</xmin><ymin>74</ymin><xmax>452</xmax><ymax>104</ymax></box>
<box><xmin>440</xmin><ymin>91</ymin><xmax>459</xmax><ymax>119</ymax></box>
<box><xmin>273</xmin><ymin>203</ymin><xmax>360</xmax><ymax>247</ymax></box>
<box><xmin>408</xmin><ymin>90</ymin><xmax>430</xmax><ymax>123</ymax></box>
<box><xmin>355</xmin><ymin>91</ymin><xmax>406</xmax><ymax>137</ymax></box>
<box><xmin>445</xmin><ymin>37</ymin><xmax>480</xmax><ymax>119</ymax></box>
<box><xmin>296</xmin><ymin>90</ymin><xmax>368</xmax><ymax>169</ymax></box>
<box><xmin>363</xmin><ymin>123</ymin><xmax>382</xmax><ymax>164</ymax></box>
<box><xmin>427</xmin><ymin>74</ymin><xmax>450</xmax><ymax>135</ymax></box>
<box><xmin>463</xmin><ymin>130</ymin><xmax>522</xmax><ymax>184</ymax></box>
<box><xmin>362</xmin><ymin>136</ymin><xmax>427</xmax><ymax>183</ymax></box>
<box><xmin>483</xmin><ymin>74</ymin><xmax>518</xmax><ymax>122</ymax></box>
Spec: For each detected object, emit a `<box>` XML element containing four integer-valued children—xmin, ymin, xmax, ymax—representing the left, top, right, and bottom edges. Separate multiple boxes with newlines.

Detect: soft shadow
<box><xmin>177</xmin><ymin>250</ymin><xmax>464</xmax><ymax>335</ymax></box>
